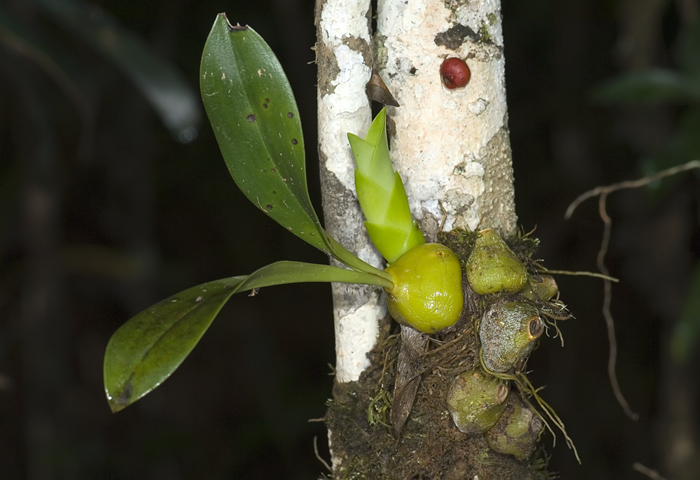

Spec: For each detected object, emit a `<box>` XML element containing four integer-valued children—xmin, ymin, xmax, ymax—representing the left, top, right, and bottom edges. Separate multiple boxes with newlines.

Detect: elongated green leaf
<box><xmin>199</xmin><ymin>15</ymin><xmax>392</xmax><ymax>282</ymax></box>
<box><xmin>235</xmin><ymin>260</ymin><xmax>392</xmax><ymax>291</ymax></box>
<box><xmin>200</xmin><ymin>15</ymin><xmax>328</xmax><ymax>251</ymax></box>
<box><xmin>104</xmin><ymin>277</ymin><xmax>243</xmax><ymax>413</ymax></box>
<box><xmin>104</xmin><ymin>260</ymin><xmax>391</xmax><ymax>412</ymax></box>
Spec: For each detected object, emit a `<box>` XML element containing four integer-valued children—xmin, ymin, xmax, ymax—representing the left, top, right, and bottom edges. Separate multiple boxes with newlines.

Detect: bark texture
<box><xmin>317</xmin><ymin>1</ymin><xmax>537</xmax><ymax>478</ymax></box>
<box><xmin>315</xmin><ymin>0</ymin><xmax>389</xmax><ymax>387</ymax></box>
<box><xmin>376</xmin><ymin>0</ymin><xmax>517</xmax><ymax>240</ymax></box>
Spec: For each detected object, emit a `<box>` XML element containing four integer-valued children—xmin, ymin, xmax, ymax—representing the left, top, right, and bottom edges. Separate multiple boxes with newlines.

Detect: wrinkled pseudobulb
<box><xmin>486</xmin><ymin>395</ymin><xmax>544</xmax><ymax>460</ymax></box>
<box><xmin>521</xmin><ymin>274</ymin><xmax>559</xmax><ymax>303</ymax></box>
<box><xmin>447</xmin><ymin>369</ymin><xmax>509</xmax><ymax>434</ymax></box>
<box><xmin>480</xmin><ymin>301</ymin><xmax>544</xmax><ymax>373</ymax></box>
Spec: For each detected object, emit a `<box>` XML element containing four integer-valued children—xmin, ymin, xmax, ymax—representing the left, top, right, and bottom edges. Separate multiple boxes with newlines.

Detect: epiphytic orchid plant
<box><xmin>103</xmin><ymin>13</ymin><xmax>463</xmax><ymax>412</ymax></box>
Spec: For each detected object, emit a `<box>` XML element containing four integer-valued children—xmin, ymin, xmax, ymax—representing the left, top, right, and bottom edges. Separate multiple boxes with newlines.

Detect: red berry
<box><xmin>440</xmin><ymin>57</ymin><xmax>471</xmax><ymax>89</ymax></box>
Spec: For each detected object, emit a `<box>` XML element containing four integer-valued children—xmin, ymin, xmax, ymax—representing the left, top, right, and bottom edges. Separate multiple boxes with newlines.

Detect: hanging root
<box><xmin>564</xmin><ymin>160</ymin><xmax>700</xmax><ymax>220</ymax></box>
<box><xmin>517</xmin><ymin>372</ymin><xmax>581</xmax><ymax>464</ymax></box>
<box><xmin>561</xmin><ymin>160</ymin><xmax>700</xmax><ymax>421</ymax></box>
<box><xmin>541</xmin><ymin>269</ymin><xmax>619</xmax><ymax>283</ymax></box>
<box><xmin>479</xmin><ymin>350</ymin><xmax>581</xmax><ymax>464</ymax></box>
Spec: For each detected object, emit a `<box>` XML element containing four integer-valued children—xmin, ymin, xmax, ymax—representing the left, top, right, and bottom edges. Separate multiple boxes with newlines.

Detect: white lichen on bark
<box><xmin>318</xmin><ymin>0</ymin><xmax>517</xmax><ymax>475</ymax></box>
<box><xmin>317</xmin><ymin>0</ymin><xmax>516</xmax><ymax>386</ymax></box>
<box><xmin>377</xmin><ymin>0</ymin><xmax>517</xmax><ymax>240</ymax></box>
<box><xmin>316</xmin><ymin>0</ymin><xmax>388</xmax><ymax>385</ymax></box>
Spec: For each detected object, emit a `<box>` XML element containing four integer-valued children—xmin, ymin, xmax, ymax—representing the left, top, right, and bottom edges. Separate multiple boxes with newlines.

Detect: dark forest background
<box><xmin>1</xmin><ymin>0</ymin><xmax>699</xmax><ymax>479</ymax></box>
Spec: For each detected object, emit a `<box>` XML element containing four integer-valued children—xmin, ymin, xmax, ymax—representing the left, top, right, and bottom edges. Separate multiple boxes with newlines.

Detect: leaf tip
<box><xmin>105</xmin><ymin>381</ymin><xmax>134</xmax><ymax>413</ymax></box>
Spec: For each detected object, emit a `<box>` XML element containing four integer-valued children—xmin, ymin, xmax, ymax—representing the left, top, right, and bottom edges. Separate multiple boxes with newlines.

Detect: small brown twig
<box><xmin>564</xmin><ymin>159</ymin><xmax>700</xmax><ymax>421</ymax></box>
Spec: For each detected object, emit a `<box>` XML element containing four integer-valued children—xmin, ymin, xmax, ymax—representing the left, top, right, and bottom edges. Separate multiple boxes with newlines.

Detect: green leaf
<box><xmin>200</xmin><ymin>15</ymin><xmax>391</xmax><ymax>281</ymax></box>
<box><xmin>104</xmin><ymin>260</ymin><xmax>391</xmax><ymax>412</ymax></box>
<box><xmin>348</xmin><ymin>108</ymin><xmax>395</xmax><ymax>190</ymax></box>
<box><xmin>200</xmin><ymin>16</ymin><xmax>328</xmax><ymax>252</ymax></box>
<box><xmin>591</xmin><ymin>69</ymin><xmax>698</xmax><ymax>104</ymax></box>
<box><xmin>348</xmin><ymin>108</ymin><xmax>425</xmax><ymax>263</ymax></box>
<box><xmin>33</xmin><ymin>0</ymin><xmax>201</xmax><ymax>142</ymax></box>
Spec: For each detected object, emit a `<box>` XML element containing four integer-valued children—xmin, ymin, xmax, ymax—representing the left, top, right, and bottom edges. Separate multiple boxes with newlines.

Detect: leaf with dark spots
<box><xmin>103</xmin><ymin>261</ymin><xmax>392</xmax><ymax>412</ymax></box>
<box><xmin>200</xmin><ymin>14</ymin><xmax>327</xmax><ymax>252</ymax></box>
<box><xmin>104</xmin><ymin>277</ymin><xmax>245</xmax><ymax>412</ymax></box>
<box><xmin>200</xmin><ymin>14</ymin><xmax>385</xmax><ymax>277</ymax></box>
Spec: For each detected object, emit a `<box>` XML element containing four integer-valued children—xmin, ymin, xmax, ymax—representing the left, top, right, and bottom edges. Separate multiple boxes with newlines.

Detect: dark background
<box><xmin>1</xmin><ymin>0</ymin><xmax>698</xmax><ymax>479</ymax></box>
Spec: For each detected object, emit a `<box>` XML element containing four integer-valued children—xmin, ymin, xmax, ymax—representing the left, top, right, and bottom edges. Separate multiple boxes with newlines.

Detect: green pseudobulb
<box><xmin>521</xmin><ymin>274</ymin><xmax>559</xmax><ymax>303</ymax></box>
<box><xmin>486</xmin><ymin>395</ymin><xmax>544</xmax><ymax>460</ymax></box>
<box><xmin>385</xmin><ymin>243</ymin><xmax>464</xmax><ymax>334</ymax></box>
<box><xmin>466</xmin><ymin>228</ymin><xmax>528</xmax><ymax>295</ymax></box>
<box><xmin>480</xmin><ymin>302</ymin><xmax>544</xmax><ymax>373</ymax></box>
<box><xmin>447</xmin><ymin>369</ymin><xmax>510</xmax><ymax>434</ymax></box>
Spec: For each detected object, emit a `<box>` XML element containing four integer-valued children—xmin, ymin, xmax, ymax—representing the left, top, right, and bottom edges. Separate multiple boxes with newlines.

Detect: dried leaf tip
<box><xmin>220</xmin><ymin>13</ymin><xmax>249</xmax><ymax>32</ymax></box>
<box><xmin>366</xmin><ymin>70</ymin><xmax>400</xmax><ymax>107</ymax></box>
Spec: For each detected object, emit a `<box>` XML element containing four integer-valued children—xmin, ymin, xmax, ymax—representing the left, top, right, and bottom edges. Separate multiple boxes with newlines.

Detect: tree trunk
<box><xmin>317</xmin><ymin>1</ymin><xmax>541</xmax><ymax>478</ymax></box>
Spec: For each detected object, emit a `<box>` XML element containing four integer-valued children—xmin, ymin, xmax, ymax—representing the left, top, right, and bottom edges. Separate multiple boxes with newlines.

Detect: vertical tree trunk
<box><xmin>376</xmin><ymin>0</ymin><xmax>517</xmax><ymax>240</ymax></box>
<box><xmin>315</xmin><ymin>0</ymin><xmax>388</xmax><ymax>384</ymax></box>
<box><xmin>317</xmin><ymin>1</ymin><xmax>538</xmax><ymax>478</ymax></box>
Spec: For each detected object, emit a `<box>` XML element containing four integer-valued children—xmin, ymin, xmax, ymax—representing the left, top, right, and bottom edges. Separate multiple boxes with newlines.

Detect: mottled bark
<box><xmin>376</xmin><ymin>0</ymin><xmax>517</xmax><ymax>240</ymax></box>
<box><xmin>316</xmin><ymin>0</ymin><xmax>388</xmax><ymax>388</ymax></box>
<box><xmin>317</xmin><ymin>1</ymin><xmax>527</xmax><ymax>478</ymax></box>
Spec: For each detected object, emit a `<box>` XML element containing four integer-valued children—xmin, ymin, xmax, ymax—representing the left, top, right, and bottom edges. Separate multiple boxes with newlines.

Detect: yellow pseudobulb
<box><xmin>384</xmin><ymin>243</ymin><xmax>464</xmax><ymax>334</ymax></box>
